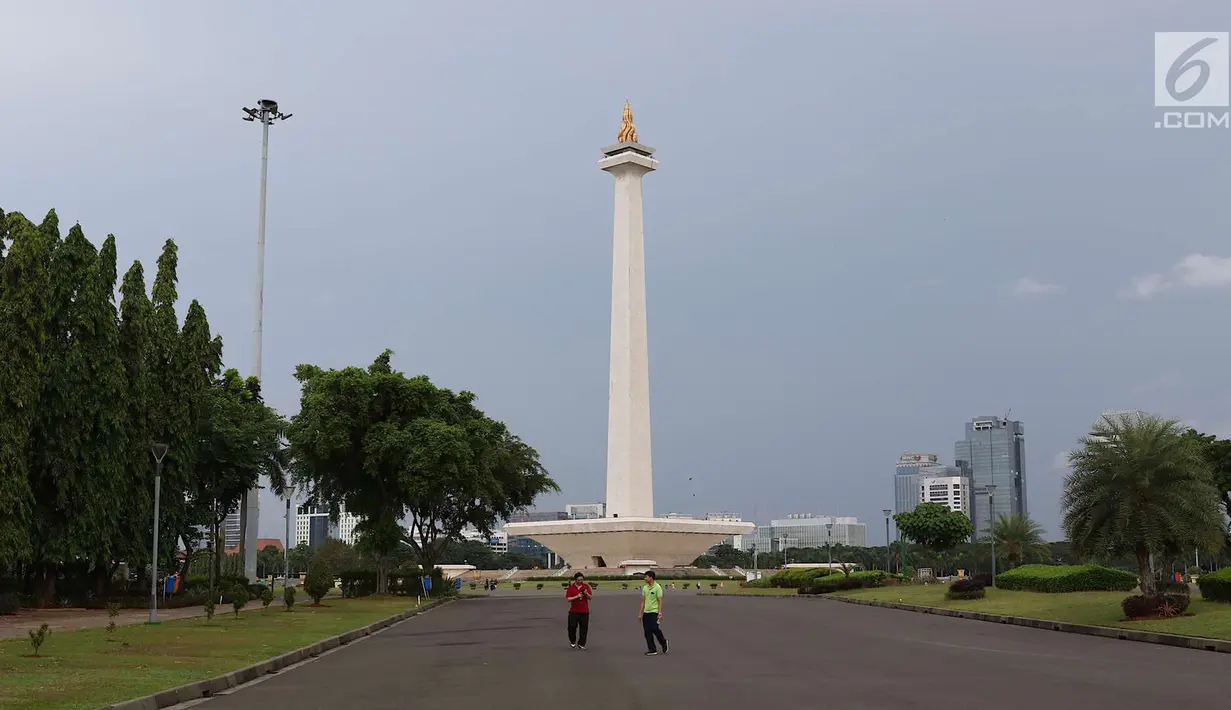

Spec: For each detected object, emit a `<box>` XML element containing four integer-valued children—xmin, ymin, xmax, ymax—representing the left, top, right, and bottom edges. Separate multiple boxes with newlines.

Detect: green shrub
<box><xmin>203</xmin><ymin>597</ymin><xmax>217</xmax><ymax>621</ymax></box>
<box><xmin>260</xmin><ymin>585</ymin><xmax>274</xmax><ymax>610</ymax></box>
<box><xmin>1122</xmin><ymin>593</ymin><xmax>1190</xmax><ymax>619</ymax></box>
<box><xmin>1196</xmin><ymin>567</ymin><xmax>1231</xmax><ymax>602</ymax></box>
<box><xmin>536</xmin><ymin>583</ymin><xmax>543</xmax><ymax>590</ymax></box>
<box><xmin>105</xmin><ymin>602</ymin><xmax>121</xmax><ymax>633</ymax></box>
<box><xmin>946</xmin><ymin>578</ymin><xmax>986</xmax><ymax>600</ymax></box>
<box><xmin>28</xmin><ymin>622</ymin><xmax>50</xmax><ymax>656</ymax></box>
<box><xmin>798</xmin><ymin>577</ymin><xmax>865</xmax><ymax>595</ymax></box>
<box><xmin>995</xmin><ymin>564</ymin><xmax>1137</xmax><ymax>593</ymax></box>
<box><xmin>231</xmin><ymin>584</ymin><xmax>249</xmax><ymax>618</ymax></box>
<box><xmin>283</xmin><ymin>585</ymin><xmax>296</xmax><ymax>611</ymax></box>
<box><xmin>0</xmin><ymin>592</ymin><xmax>20</xmax><ymax>615</ymax></box>
<box><xmin>340</xmin><ymin>570</ymin><xmax>377</xmax><ymax>598</ymax></box>
<box><xmin>513</xmin><ymin>582</ymin><xmax>522</xmax><ymax>590</ymax></box>
<box><xmin>304</xmin><ymin>566</ymin><xmax>332</xmax><ymax>605</ymax></box>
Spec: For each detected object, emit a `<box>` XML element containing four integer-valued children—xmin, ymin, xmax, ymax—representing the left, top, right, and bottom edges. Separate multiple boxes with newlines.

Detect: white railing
<box><xmin>501</xmin><ymin>566</ymin><xmax>520</xmax><ymax>580</ymax></box>
<box><xmin>555</xmin><ymin>565</ymin><xmax>571</xmax><ymax>577</ymax></box>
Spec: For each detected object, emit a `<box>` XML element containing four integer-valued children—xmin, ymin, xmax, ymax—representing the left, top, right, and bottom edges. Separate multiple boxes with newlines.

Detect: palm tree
<box><xmin>992</xmin><ymin>514</ymin><xmax>1049</xmax><ymax>568</ymax></box>
<box><xmin>1062</xmin><ymin>412</ymin><xmax>1224</xmax><ymax>596</ymax></box>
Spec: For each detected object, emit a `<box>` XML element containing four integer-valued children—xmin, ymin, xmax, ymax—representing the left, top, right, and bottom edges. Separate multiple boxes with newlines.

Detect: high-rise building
<box><xmin>222</xmin><ymin>510</ymin><xmax>242</xmax><ymax>552</ymax></box>
<box><xmin>895</xmin><ymin>452</ymin><xmax>940</xmax><ymax>516</ymax></box>
<box><xmin>294</xmin><ymin>504</ymin><xmax>361</xmax><ymax>548</ymax></box>
<box><xmin>918</xmin><ymin>467</ymin><xmax>971</xmax><ymax>517</ymax></box>
<box><xmin>955</xmin><ymin>415</ymin><xmax>1027</xmax><ymax>539</ymax></box>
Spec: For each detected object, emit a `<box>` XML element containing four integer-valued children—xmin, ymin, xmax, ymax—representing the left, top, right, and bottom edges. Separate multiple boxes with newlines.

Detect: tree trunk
<box><xmin>376</xmin><ymin>555</ymin><xmax>388</xmax><ymax>596</ymax></box>
<box><xmin>32</xmin><ymin>562</ymin><xmax>57</xmax><ymax>608</ymax></box>
<box><xmin>1136</xmin><ymin>547</ymin><xmax>1157</xmax><ymax>596</ymax></box>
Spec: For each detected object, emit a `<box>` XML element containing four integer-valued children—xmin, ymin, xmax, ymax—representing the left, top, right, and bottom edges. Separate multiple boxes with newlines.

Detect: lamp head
<box><xmin>258</xmin><ymin>98</ymin><xmax>279</xmax><ymax>113</ymax></box>
<box><xmin>150</xmin><ymin>442</ymin><xmax>169</xmax><ymax>463</ymax></box>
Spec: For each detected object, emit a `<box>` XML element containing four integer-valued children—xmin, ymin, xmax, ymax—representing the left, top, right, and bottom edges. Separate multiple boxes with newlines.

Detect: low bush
<box><xmin>304</xmin><ymin>566</ymin><xmax>333</xmax><ymax>605</ymax></box>
<box><xmin>283</xmin><ymin>585</ymin><xmax>296</xmax><ymax>611</ymax></box>
<box><xmin>0</xmin><ymin>592</ymin><xmax>20</xmax><ymax>615</ymax></box>
<box><xmin>995</xmin><ymin>564</ymin><xmax>1137</xmax><ymax>593</ymax></box>
<box><xmin>946</xmin><ymin>578</ymin><xmax>986</xmax><ymax>600</ymax></box>
<box><xmin>340</xmin><ymin>570</ymin><xmax>377</xmax><ymax>598</ymax></box>
<box><xmin>204</xmin><ymin>597</ymin><xmax>216</xmax><ymax>621</ymax></box>
<box><xmin>1122</xmin><ymin>593</ymin><xmax>1191</xmax><ymax>619</ymax></box>
<box><xmin>536</xmin><ymin>583</ymin><xmax>543</xmax><ymax>590</ymax></box>
<box><xmin>524</xmin><ymin>574</ymin><xmax>734</xmax><ymax>582</ymax></box>
<box><xmin>1197</xmin><ymin>567</ymin><xmax>1231</xmax><ymax>602</ymax></box>
<box><xmin>1156</xmin><ymin>580</ymin><xmax>1189</xmax><ymax>594</ymax></box>
<box><xmin>231</xmin><ymin>584</ymin><xmax>249</xmax><ymax>618</ymax></box>
<box><xmin>969</xmin><ymin>573</ymin><xmax>993</xmax><ymax>587</ymax></box>
<box><xmin>798</xmin><ymin>577</ymin><xmax>866</xmax><ymax>595</ymax></box>
<box><xmin>513</xmin><ymin>582</ymin><xmax>522</xmax><ymax>590</ymax></box>
<box><xmin>260</xmin><ymin>585</ymin><xmax>274</xmax><ymax>610</ymax></box>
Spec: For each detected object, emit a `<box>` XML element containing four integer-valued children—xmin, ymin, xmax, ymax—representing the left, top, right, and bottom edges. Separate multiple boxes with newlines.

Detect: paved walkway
<box><xmin>184</xmin><ymin>593</ymin><xmax>1226</xmax><ymax>709</ymax></box>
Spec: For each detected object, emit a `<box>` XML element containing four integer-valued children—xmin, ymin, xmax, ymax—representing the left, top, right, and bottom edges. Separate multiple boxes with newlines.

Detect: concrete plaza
<box><xmin>189</xmin><ymin>593</ymin><xmax>1227</xmax><ymax>708</ymax></box>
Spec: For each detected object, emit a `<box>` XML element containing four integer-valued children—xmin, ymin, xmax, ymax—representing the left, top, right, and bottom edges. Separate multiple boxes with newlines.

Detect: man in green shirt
<box><xmin>638</xmin><ymin>570</ymin><xmax>669</xmax><ymax>656</ymax></box>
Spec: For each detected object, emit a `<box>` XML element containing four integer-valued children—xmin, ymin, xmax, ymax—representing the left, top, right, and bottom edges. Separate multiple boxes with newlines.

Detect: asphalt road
<box><xmin>192</xmin><ymin>593</ymin><xmax>1230</xmax><ymax>709</ymax></box>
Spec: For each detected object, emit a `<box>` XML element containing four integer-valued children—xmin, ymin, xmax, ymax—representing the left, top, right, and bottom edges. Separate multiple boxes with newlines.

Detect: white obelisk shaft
<box><xmin>601</xmin><ymin>144</ymin><xmax>658</xmax><ymax>519</ymax></box>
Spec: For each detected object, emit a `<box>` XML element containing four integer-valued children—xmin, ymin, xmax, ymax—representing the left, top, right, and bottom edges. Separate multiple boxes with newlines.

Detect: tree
<box><xmin>991</xmin><ymin>513</ymin><xmax>1050</xmax><ymax>569</ymax></box>
<box><xmin>285</xmin><ymin>351</ymin><xmax>557</xmax><ymax>593</ymax></box>
<box><xmin>257</xmin><ymin>545</ymin><xmax>284</xmax><ymax>578</ymax></box>
<box><xmin>1063</xmin><ymin>412</ymin><xmax>1224</xmax><ymax>596</ymax></box>
<box><xmin>287</xmin><ymin>543</ymin><xmax>313</xmax><ymax>576</ymax></box>
<box><xmin>893</xmin><ymin>503</ymin><xmax>975</xmax><ymax>556</ymax></box>
<box><xmin>0</xmin><ymin>212</ymin><xmax>50</xmax><ymax>566</ymax></box>
<box><xmin>1182</xmin><ymin>429</ymin><xmax>1231</xmax><ymax>521</ymax></box>
<box><xmin>190</xmin><ymin>367</ymin><xmax>284</xmax><ymax>583</ymax></box>
<box><xmin>304</xmin><ymin>564</ymin><xmax>332</xmax><ymax>605</ymax></box>
<box><xmin>312</xmin><ymin>539</ymin><xmax>360</xmax><ymax>575</ymax></box>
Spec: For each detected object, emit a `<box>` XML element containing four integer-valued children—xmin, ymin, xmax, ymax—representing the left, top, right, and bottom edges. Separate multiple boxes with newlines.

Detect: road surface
<box><xmin>189</xmin><ymin>592</ymin><xmax>1229</xmax><ymax>709</ymax></box>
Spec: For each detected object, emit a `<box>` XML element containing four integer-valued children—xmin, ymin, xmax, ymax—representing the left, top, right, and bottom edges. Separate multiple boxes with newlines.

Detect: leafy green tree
<box><xmin>117</xmin><ymin>260</ymin><xmax>155</xmax><ymax>572</ymax></box>
<box><xmin>991</xmin><ymin>513</ymin><xmax>1050</xmax><ymax>568</ymax></box>
<box><xmin>0</xmin><ymin>212</ymin><xmax>50</xmax><ymax>566</ymax></box>
<box><xmin>1182</xmin><ymin>429</ymin><xmax>1231</xmax><ymax>521</ymax></box>
<box><xmin>191</xmin><ymin>368</ymin><xmax>284</xmax><ymax>582</ymax></box>
<box><xmin>1063</xmin><ymin>413</ymin><xmax>1224</xmax><ymax>596</ymax></box>
<box><xmin>257</xmin><ymin>545</ymin><xmax>285</xmax><ymax>578</ymax></box>
<box><xmin>304</xmin><ymin>564</ymin><xmax>332</xmax><ymax>605</ymax></box>
<box><xmin>285</xmin><ymin>351</ymin><xmax>557</xmax><ymax>593</ymax></box>
<box><xmin>312</xmin><ymin>538</ymin><xmax>360</xmax><ymax>575</ymax></box>
<box><xmin>287</xmin><ymin>543</ymin><xmax>313</xmax><ymax>576</ymax></box>
<box><xmin>893</xmin><ymin>503</ymin><xmax>975</xmax><ymax>556</ymax></box>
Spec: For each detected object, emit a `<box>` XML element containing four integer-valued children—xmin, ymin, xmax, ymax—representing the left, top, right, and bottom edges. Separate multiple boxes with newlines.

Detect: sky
<box><xmin>3</xmin><ymin>1</ymin><xmax>1231</xmax><ymax>544</ymax></box>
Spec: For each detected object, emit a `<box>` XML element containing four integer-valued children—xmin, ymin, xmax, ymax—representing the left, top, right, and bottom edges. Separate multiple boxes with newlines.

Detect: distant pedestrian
<box><xmin>638</xmin><ymin>570</ymin><xmax>668</xmax><ymax>656</ymax></box>
<box><xmin>566</xmin><ymin>572</ymin><xmax>593</xmax><ymax>650</ymax></box>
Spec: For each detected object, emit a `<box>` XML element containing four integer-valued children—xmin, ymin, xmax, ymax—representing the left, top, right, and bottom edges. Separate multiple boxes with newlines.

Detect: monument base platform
<box><xmin>504</xmin><ymin>517</ymin><xmax>755</xmax><ymax>571</ymax></box>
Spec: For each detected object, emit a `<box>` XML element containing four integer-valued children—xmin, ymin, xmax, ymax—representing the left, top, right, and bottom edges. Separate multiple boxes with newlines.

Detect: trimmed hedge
<box><xmin>994</xmin><ymin>564</ymin><xmax>1137</xmax><ymax>593</ymax></box>
<box><xmin>1122</xmin><ymin>593</ymin><xmax>1190</xmax><ymax>619</ymax></box>
<box><xmin>523</xmin><ymin>574</ymin><xmax>734</xmax><ymax>582</ymax></box>
<box><xmin>946</xmin><ymin>578</ymin><xmax>986</xmax><ymax>600</ymax></box>
<box><xmin>1196</xmin><ymin>567</ymin><xmax>1231</xmax><ymax>602</ymax></box>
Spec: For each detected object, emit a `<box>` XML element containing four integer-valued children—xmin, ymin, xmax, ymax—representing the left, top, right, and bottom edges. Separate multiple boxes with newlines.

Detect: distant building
<box><xmin>955</xmin><ymin>415</ymin><xmax>1027</xmax><ymax>539</ymax></box>
<box><xmin>895</xmin><ymin>452</ymin><xmax>941</xmax><ymax>518</ymax></box>
<box><xmin>294</xmin><ymin>504</ymin><xmax>361</xmax><ymax>548</ymax></box>
<box><xmin>255</xmin><ymin>538</ymin><xmax>285</xmax><ymax>553</ymax></box>
<box><xmin>738</xmin><ymin>514</ymin><xmax>869</xmax><ymax>551</ymax></box>
<box><xmin>659</xmin><ymin>512</ymin><xmax>695</xmax><ymax>520</ymax></box>
<box><xmin>507</xmin><ymin>511</ymin><xmax>569</xmax><ymax>523</ymax></box>
<box><xmin>222</xmin><ymin>510</ymin><xmax>242</xmax><ymax>552</ymax></box>
<box><xmin>566</xmin><ymin>503</ymin><xmax>605</xmax><ymax>519</ymax></box>
<box><xmin>918</xmin><ymin>467</ymin><xmax>971</xmax><ymax>517</ymax></box>
<box><xmin>460</xmin><ymin>527</ymin><xmax>509</xmax><ymax>554</ymax></box>
<box><xmin>504</xmin><ymin>511</ymin><xmax>567</xmax><ymax>567</ymax></box>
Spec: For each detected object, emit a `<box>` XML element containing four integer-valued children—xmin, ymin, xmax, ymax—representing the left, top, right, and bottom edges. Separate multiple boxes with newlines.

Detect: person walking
<box><xmin>566</xmin><ymin>572</ymin><xmax>593</xmax><ymax>649</ymax></box>
<box><xmin>638</xmin><ymin>570</ymin><xmax>668</xmax><ymax>656</ymax></box>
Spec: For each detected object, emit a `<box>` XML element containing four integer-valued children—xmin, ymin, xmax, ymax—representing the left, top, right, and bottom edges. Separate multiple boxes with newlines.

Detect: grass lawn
<box><xmin>841</xmin><ymin>584</ymin><xmax>1231</xmax><ymax>640</ymax></box>
<box><xmin>0</xmin><ymin>596</ymin><xmax>426</xmax><ymax>710</ymax></box>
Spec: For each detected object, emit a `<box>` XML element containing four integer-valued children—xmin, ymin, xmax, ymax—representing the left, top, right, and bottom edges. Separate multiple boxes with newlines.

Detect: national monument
<box><xmin>505</xmin><ymin>104</ymin><xmax>754</xmax><ymax>572</ymax></box>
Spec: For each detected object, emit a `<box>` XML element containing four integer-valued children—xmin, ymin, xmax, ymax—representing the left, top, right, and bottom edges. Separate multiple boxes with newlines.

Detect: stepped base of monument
<box><xmin>504</xmin><ymin>516</ymin><xmax>755</xmax><ymax>571</ymax></box>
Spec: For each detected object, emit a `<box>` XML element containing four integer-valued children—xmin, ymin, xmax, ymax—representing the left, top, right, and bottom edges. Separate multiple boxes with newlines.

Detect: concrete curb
<box><xmin>703</xmin><ymin>591</ymin><xmax>1231</xmax><ymax>654</ymax></box>
<box><xmin>96</xmin><ymin>598</ymin><xmax>453</xmax><ymax>710</ymax></box>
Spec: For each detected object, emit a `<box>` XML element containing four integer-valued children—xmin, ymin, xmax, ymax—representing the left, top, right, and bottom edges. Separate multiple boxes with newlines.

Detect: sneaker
<box><xmin>662</xmin><ymin>640</ymin><xmax>669</xmax><ymax>654</ymax></box>
<box><xmin>644</xmin><ymin>651</ymin><xmax>658</xmax><ymax>656</ymax></box>
<box><xmin>570</xmin><ymin>643</ymin><xmax>576</xmax><ymax>648</ymax></box>
<box><xmin>578</xmin><ymin>645</ymin><xmax>587</xmax><ymax>650</ymax></box>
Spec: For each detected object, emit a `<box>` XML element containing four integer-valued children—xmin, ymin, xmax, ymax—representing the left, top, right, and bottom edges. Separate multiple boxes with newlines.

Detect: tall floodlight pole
<box><xmin>284</xmin><ymin>484</ymin><xmax>295</xmax><ymax>587</ymax></box>
<box><xmin>240</xmin><ymin>99</ymin><xmax>291</xmax><ymax>581</ymax></box>
<box><xmin>149</xmin><ymin>442</ymin><xmax>169</xmax><ymax>624</ymax></box>
<box><xmin>985</xmin><ymin>484</ymin><xmax>997</xmax><ymax>587</ymax></box>
<box><xmin>882</xmin><ymin>510</ymin><xmax>892</xmax><ymax>572</ymax></box>
<box><xmin>826</xmin><ymin>523</ymin><xmax>834</xmax><ymax>567</ymax></box>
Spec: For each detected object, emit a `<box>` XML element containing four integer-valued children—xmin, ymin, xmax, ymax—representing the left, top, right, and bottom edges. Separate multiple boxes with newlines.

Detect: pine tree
<box><xmin>0</xmin><ymin>213</ymin><xmax>51</xmax><ymax>566</ymax></box>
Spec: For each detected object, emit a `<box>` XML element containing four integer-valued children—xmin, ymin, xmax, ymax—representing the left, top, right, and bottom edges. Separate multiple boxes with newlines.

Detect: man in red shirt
<box><xmin>566</xmin><ymin>572</ymin><xmax>593</xmax><ymax>649</ymax></box>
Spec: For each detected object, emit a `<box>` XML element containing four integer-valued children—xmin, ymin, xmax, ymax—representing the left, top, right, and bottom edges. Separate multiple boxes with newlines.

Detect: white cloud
<box><xmin>1119</xmin><ymin>273</ymin><xmax>1170</xmax><ymax>300</ymax></box>
<box><xmin>1010</xmin><ymin>277</ymin><xmax>1062</xmax><ymax>297</ymax></box>
<box><xmin>1121</xmin><ymin>254</ymin><xmax>1231</xmax><ymax>299</ymax></box>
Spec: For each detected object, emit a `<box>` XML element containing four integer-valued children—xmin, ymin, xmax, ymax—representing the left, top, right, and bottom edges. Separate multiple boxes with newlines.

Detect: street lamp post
<box><xmin>883</xmin><ymin>509</ymin><xmax>892</xmax><ymax>573</ymax></box>
<box><xmin>149</xmin><ymin>442</ymin><xmax>169</xmax><ymax>624</ymax></box>
<box><xmin>239</xmin><ymin>98</ymin><xmax>292</xmax><ymax>581</ymax></box>
<box><xmin>985</xmin><ymin>484</ymin><xmax>997</xmax><ymax>588</ymax></box>
<box><xmin>284</xmin><ymin>484</ymin><xmax>295</xmax><ymax>588</ymax></box>
<box><xmin>825</xmin><ymin>523</ymin><xmax>834</xmax><ymax>567</ymax></box>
